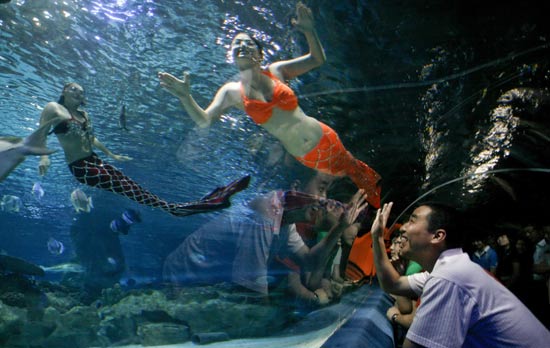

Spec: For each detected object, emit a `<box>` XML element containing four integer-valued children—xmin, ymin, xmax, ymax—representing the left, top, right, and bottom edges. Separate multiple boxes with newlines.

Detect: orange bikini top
<box><xmin>241</xmin><ymin>71</ymin><xmax>299</xmax><ymax>124</ymax></box>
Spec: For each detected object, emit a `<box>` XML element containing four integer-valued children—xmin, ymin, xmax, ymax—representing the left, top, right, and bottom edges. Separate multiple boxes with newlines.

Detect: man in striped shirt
<box><xmin>371</xmin><ymin>202</ymin><xmax>550</xmax><ymax>348</ymax></box>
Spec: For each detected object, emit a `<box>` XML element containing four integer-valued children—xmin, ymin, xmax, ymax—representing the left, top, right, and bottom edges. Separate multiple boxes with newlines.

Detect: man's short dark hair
<box><xmin>418</xmin><ymin>202</ymin><xmax>464</xmax><ymax>249</ymax></box>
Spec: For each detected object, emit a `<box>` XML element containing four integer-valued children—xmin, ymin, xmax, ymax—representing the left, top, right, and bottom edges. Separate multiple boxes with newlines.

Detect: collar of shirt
<box><xmin>434</xmin><ymin>248</ymin><xmax>464</xmax><ymax>271</ymax></box>
<box><xmin>474</xmin><ymin>245</ymin><xmax>490</xmax><ymax>258</ymax></box>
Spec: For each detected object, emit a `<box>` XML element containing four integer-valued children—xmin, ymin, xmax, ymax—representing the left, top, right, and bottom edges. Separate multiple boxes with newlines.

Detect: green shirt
<box><xmin>405</xmin><ymin>261</ymin><xmax>423</xmax><ymax>275</ymax></box>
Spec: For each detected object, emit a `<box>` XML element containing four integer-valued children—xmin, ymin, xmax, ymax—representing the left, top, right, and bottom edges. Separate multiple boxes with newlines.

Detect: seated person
<box><xmin>163</xmin><ymin>189</ymin><xmax>368</xmax><ymax>306</ymax></box>
<box><xmin>283</xmin><ymin>222</ymin><xmax>363</xmax><ymax>305</ymax></box>
<box><xmin>386</xmin><ymin>231</ymin><xmax>423</xmax><ymax>344</ymax></box>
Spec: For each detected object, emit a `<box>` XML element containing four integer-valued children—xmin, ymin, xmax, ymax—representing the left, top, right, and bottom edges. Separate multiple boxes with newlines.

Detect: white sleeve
<box><xmin>286</xmin><ymin>224</ymin><xmax>305</xmax><ymax>254</ymax></box>
<box><xmin>407</xmin><ymin>271</ymin><xmax>430</xmax><ymax>296</ymax></box>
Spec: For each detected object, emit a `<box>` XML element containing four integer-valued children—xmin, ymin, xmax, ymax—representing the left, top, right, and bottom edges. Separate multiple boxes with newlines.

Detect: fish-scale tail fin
<box><xmin>170</xmin><ymin>175</ymin><xmax>251</xmax><ymax>217</ymax></box>
<box><xmin>348</xmin><ymin>159</ymin><xmax>381</xmax><ymax>209</ymax></box>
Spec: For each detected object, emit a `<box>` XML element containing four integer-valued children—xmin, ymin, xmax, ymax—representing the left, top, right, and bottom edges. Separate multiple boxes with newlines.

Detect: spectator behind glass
<box><xmin>470</xmin><ymin>237</ymin><xmax>498</xmax><ymax>276</ymax></box>
<box><xmin>495</xmin><ymin>233</ymin><xmax>518</xmax><ymax>287</ymax></box>
<box><xmin>512</xmin><ymin>236</ymin><xmax>534</xmax><ymax>307</ymax></box>
<box><xmin>370</xmin><ymin>202</ymin><xmax>550</xmax><ymax>347</ymax></box>
<box><xmin>526</xmin><ymin>225</ymin><xmax>550</xmax><ymax>327</ymax></box>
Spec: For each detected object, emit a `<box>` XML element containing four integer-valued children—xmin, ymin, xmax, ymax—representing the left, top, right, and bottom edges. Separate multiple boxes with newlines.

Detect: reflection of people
<box><xmin>163</xmin><ymin>189</ymin><xmax>368</xmax><ymax>305</ymax></box>
<box><xmin>158</xmin><ymin>2</ymin><xmax>381</xmax><ymax>208</ymax></box>
<box><xmin>38</xmin><ymin>82</ymin><xmax>249</xmax><ymax>217</ymax></box>
<box><xmin>68</xmin><ymin>210</ymin><xmax>126</xmax><ymax>299</ymax></box>
<box><xmin>371</xmin><ymin>202</ymin><xmax>550</xmax><ymax>347</ymax></box>
<box><xmin>386</xmin><ymin>232</ymin><xmax>422</xmax><ymax>345</ymax></box>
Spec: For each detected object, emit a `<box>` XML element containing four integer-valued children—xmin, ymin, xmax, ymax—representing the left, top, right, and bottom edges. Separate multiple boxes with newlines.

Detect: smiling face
<box><xmin>61</xmin><ymin>83</ymin><xmax>86</xmax><ymax>107</ymax></box>
<box><xmin>230</xmin><ymin>33</ymin><xmax>263</xmax><ymax>69</ymax></box>
<box><xmin>399</xmin><ymin>205</ymin><xmax>436</xmax><ymax>259</ymax></box>
<box><xmin>390</xmin><ymin>236</ymin><xmax>403</xmax><ymax>259</ymax></box>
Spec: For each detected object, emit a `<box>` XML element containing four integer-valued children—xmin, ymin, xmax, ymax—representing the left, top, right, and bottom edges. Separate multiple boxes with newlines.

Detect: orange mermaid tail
<box><xmin>295</xmin><ymin>122</ymin><xmax>381</xmax><ymax>208</ymax></box>
<box><xmin>348</xmin><ymin>157</ymin><xmax>381</xmax><ymax>209</ymax></box>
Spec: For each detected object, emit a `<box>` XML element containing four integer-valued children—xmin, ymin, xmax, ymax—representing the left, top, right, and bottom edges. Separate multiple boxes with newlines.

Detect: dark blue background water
<box><xmin>1</xmin><ymin>0</ymin><xmax>549</xmax><ymax>285</ymax></box>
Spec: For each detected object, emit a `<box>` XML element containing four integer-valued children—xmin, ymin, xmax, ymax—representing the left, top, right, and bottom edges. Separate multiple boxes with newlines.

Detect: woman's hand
<box><xmin>111</xmin><ymin>154</ymin><xmax>132</xmax><ymax>161</ymax></box>
<box><xmin>38</xmin><ymin>157</ymin><xmax>51</xmax><ymax>176</ymax></box>
<box><xmin>372</xmin><ymin>202</ymin><xmax>393</xmax><ymax>240</ymax></box>
<box><xmin>313</xmin><ymin>288</ymin><xmax>331</xmax><ymax>305</ymax></box>
<box><xmin>341</xmin><ymin>189</ymin><xmax>369</xmax><ymax>227</ymax></box>
<box><xmin>291</xmin><ymin>2</ymin><xmax>315</xmax><ymax>33</ymax></box>
<box><xmin>158</xmin><ymin>71</ymin><xmax>191</xmax><ymax>98</ymax></box>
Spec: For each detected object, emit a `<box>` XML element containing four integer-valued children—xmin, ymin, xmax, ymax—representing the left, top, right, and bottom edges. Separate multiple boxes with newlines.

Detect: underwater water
<box><xmin>1</xmin><ymin>0</ymin><xmax>549</xmax><ymax>347</ymax></box>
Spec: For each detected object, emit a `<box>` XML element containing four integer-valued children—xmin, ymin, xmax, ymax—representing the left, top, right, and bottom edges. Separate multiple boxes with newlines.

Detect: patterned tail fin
<box><xmin>170</xmin><ymin>175</ymin><xmax>251</xmax><ymax>217</ymax></box>
<box><xmin>348</xmin><ymin>159</ymin><xmax>381</xmax><ymax>209</ymax></box>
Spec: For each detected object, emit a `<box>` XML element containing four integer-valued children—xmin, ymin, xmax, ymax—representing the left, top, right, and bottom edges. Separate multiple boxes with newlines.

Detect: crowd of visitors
<box><xmin>467</xmin><ymin>225</ymin><xmax>550</xmax><ymax>327</ymax></box>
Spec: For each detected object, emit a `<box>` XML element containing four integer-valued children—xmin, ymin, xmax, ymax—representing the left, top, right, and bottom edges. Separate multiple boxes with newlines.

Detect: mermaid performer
<box><xmin>38</xmin><ymin>82</ymin><xmax>249</xmax><ymax>217</ymax></box>
<box><xmin>158</xmin><ymin>2</ymin><xmax>381</xmax><ymax>208</ymax></box>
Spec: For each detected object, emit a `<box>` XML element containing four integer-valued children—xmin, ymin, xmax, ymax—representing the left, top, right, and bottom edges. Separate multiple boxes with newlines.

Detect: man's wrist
<box><xmin>391</xmin><ymin>313</ymin><xmax>399</xmax><ymax>323</ymax></box>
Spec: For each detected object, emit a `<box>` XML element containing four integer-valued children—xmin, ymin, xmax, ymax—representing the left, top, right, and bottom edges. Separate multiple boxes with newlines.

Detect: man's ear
<box><xmin>431</xmin><ymin>229</ymin><xmax>446</xmax><ymax>244</ymax></box>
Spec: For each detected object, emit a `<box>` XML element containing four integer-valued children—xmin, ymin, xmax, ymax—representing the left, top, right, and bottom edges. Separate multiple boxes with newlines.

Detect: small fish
<box><xmin>107</xmin><ymin>257</ymin><xmax>117</xmax><ymax>265</ymax></box>
<box><xmin>122</xmin><ymin>209</ymin><xmax>141</xmax><ymax>224</ymax></box>
<box><xmin>124</xmin><ymin>278</ymin><xmax>137</xmax><ymax>287</ymax></box>
<box><xmin>1</xmin><ymin>195</ymin><xmax>22</xmax><ymax>212</ymax></box>
<box><xmin>110</xmin><ymin>218</ymin><xmax>129</xmax><ymax>234</ymax></box>
<box><xmin>119</xmin><ymin>104</ymin><xmax>128</xmax><ymax>131</ymax></box>
<box><xmin>70</xmin><ymin>188</ymin><xmax>93</xmax><ymax>213</ymax></box>
<box><xmin>47</xmin><ymin>237</ymin><xmax>65</xmax><ymax>255</ymax></box>
<box><xmin>189</xmin><ymin>252</ymin><xmax>206</xmax><ymax>264</ymax></box>
<box><xmin>40</xmin><ymin>262</ymin><xmax>85</xmax><ymax>273</ymax></box>
<box><xmin>32</xmin><ymin>182</ymin><xmax>45</xmax><ymax>200</ymax></box>
<box><xmin>111</xmin><ymin>209</ymin><xmax>141</xmax><ymax>234</ymax></box>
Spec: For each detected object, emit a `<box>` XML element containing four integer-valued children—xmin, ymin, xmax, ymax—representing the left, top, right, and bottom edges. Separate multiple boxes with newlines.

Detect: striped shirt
<box><xmin>406</xmin><ymin>248</ymin><xmax>550</xmax><ymax>347</ymax></box>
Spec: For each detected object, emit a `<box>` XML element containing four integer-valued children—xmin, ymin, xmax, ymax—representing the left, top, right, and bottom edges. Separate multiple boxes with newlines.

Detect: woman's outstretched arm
<box><xmin>270</xmin><ymin>2</ymin><xmax>326</xmax><ymax>80</ymax></box>
<box><xmin>158</xmin><ymin>72</ymin><xmax>239</xmax><ymax>128</ymax></box>
<box><xmin>37</xmin><ymin>102</ymin><xmax>65</xmax><ymax>176</ymax></box>
<box><xmin>92</xmin><ymin>137</ymin><xmax>132</xmax><ymax>161</ymax></box>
